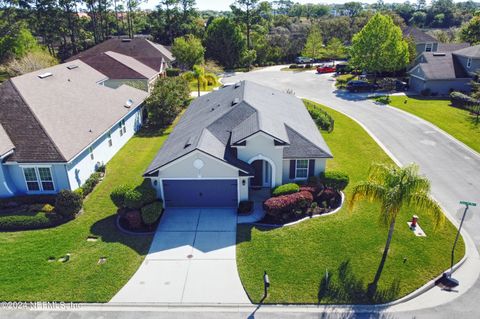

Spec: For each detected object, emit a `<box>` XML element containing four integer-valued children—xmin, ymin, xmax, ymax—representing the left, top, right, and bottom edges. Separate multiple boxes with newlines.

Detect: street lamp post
<box><xmin>438</xmin><ymin>201</ymin><xmax>476</xmax><ymax>289</ymax></box>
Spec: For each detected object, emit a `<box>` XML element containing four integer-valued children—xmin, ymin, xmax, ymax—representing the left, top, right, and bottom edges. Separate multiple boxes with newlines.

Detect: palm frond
<box><xmin>349</xmin><ymin>182</ymin><xmax>386</xmax><ymax>212</ymax></box>
<box><xmin>407</xmin><ymin>193</ymin><xmax>445</xmax><ymax>229</ymax></box>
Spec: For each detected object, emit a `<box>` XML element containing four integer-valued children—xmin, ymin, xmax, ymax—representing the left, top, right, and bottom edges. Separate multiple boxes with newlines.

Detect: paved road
<box><xmin>111</xmin><ymin>208</ymin><xmax>249</xmax><ymax>304</ymax></box>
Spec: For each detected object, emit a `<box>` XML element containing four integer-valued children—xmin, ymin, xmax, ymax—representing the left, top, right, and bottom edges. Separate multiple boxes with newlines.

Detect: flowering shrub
<box><xmin>125</xmin><ymin>210</ymin><xmax>142</xmax><ymax>230</ymax></box>
<box><xmin>299</xmin><ymin>186</ymin><xmax>317</xmax><ymax>195</ymax></box>
<box><xmin>272</xmin><ymin>183</ymin><xmax>300</xmax><ymax>196</ymax></box>
<box><xmin>264</xmin><ymin>191</ymin><xmax>313</xmax><ymax>218</ymax></box>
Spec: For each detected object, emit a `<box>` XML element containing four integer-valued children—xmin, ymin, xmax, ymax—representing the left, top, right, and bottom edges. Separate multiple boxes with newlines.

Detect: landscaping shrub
<box><xmin>0</xmin><ymin>213</ymin><xmax>62</xmax><ymax>231</ymax></box>
<box><xmin>124</xmin><ymin>210</ymin><xmax>142</xmax><ymax>229</ymax></box>
<box><xmin>0</xmin><ymin>195</ymin><xmax>56</xmax><ymax>208</ymax></box>
<box><xmin>81</xmin><ymin>172</ymin><xmax>101</xmax><ymax>196</ymax></box>
<box><xmin>305</xmin><ymin>101</ymin><xmax>335</xmax><ymax>132</ymax></box>
<box><xmin>137</xmin><ymin>180</ymin><xmax>157</xmax><ymax>206</ymax></box>
<box><xmin>319</xmin><ymin>171</ymin><xmax>350</xmax><ymax>191</ymax></box>
<box><xmin>96</xmin><ymin>163</ymin><xmax>106</xmax><ymax>173</ymax></box>
<box><xmin>124</xmin><ymin>189</ymin><xmax>143</xmax><ymax>210</ymax></box>
<box><xmin>450</xmin><ymin>91</ymin><xmax>477</xmax><ymax>109</ymax></box>
<box><xmin>73</xmin><ymin>188</ymin><xmax>84</xmax><ymax>198</ymax></box>
<box><xmin>141</xmin><ymin>202</ymin><xmax>163</xmax><ymax>225</ymax></box>
<box><xmin>264</xmin><ymin>191</ymin><xmax>314</xmax><ymax>219</ymax></box>
<box><xmin>110</xmin><ymin>184</ymin><xmax>132</xmax><ymax>208</ymax></box>
<box><xmin>289</xmin><ymin>64</ymin><xmax>299</xmax><ymax>69</ymax></box>
<box><xmin>166</xmin><ymin>68</ymin><xmax>181</xmax><ymax>77</ymax></box>
<box><xmin>272</xmin><ymin>183</ymin><xmax>300</xmax><ymax>196</ymax></box>
<box><xmin>299</xmin><ymin>186</ymin><xmax>317</xmax><ymax>196</ymax></box>
<box><xmin>54</xmin><ymin>190</ymin><xmax>82</xmax><ymax>219</ymax></box>
<box><xmin>238</xmin><ymin>200</ymin><xmax>254</xmax><ymax>214</ymax></box>
<box><xmin>41</xmin><ymin>204</ymin><xmax>55</xmax><ymax>213</ymax></box>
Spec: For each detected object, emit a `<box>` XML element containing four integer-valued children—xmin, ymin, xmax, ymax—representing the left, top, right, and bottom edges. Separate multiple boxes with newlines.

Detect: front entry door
<box><xmin>251</xmin><ymin>160</ymin><xmax>263</xmax><ymax>187</ymax></box>
<box><xmin>262</xmin><ymin>161</ymin><xmax>271</xmax><ymax>187</ymax></box>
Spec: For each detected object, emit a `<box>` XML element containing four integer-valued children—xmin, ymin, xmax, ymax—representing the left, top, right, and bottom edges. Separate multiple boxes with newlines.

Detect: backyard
<box><xmin>375</xmin><ymin>96</ymin><xmax>480</xmax><ymax>154</ymax></box>
<box><xmin>0</xmin><ymin>124</ymin><xmax>174</xmax><ymax>302</ymax></box>
<box><xmin>236</xmin><ymin>100</ymin><xmax>465</xmax><ymax>304</ymax></box>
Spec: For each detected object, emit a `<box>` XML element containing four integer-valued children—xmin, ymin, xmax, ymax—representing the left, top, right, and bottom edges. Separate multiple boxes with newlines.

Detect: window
<box><xmin>23</xmin><ymin>167</ymin><xmax>40</xmax><ymax>191</ymax></box>
<box><xmin>295</xmin><ymin>160</ymin><xmax>309</xmax><ymax>179</ymax></box>
<box><xmin>119</xmin><ymin>120</ymin><xmax>126</xmax><ymax>137</ymax></box>
<box><xmin>425</xmin><ymin>43</ymin><xmax>433</xmax><ymax>52</ymax></box>
<box><xmin>119</xmin><ymin>122</ymin><xmax>123</xmax><ymax>137</ymax></box>
<box><xmin>23</xmin><ymin>167</ymin><xmax>54</xmax><ymax>192</ymax></box>
<box><xmin>89</xmin><ymin>147</ymin><xmax>94</xmax><ymax>160</ymax></box>
<box><xmin>122</xmin><ymin>119</ymin><xmax>126</xmax><ymax>134</ymax></box>
<box><xmin>107</xmin><ymin>131</ymin><xmax>112</xmax><ymax>147</ymax></box>
<box><xmin>38</xmin><ymin>167</ymin><xmax>54</xmax><ymax>191</ymax></box>
<box><xmin>467</xmin><ymin>58</ymin><xmax>472</xmax><ymax>68</ymax></box>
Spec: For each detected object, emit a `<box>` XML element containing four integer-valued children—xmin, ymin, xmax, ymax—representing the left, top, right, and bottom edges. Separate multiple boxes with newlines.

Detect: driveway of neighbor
<box><xmin>110</xmin><ymin>208</ymin><xmax>250</xmax><ymax>304</ymax></box>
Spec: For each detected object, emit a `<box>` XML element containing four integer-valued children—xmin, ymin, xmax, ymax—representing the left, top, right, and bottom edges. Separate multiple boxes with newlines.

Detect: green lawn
<box><xmin>375</xmin><ymin>96</ymin><xmax>480</xmax><ymax>154</ymax></box>
<box><xmin>237</xmin><ymin>100</ymin><xmax>464</xmax><ymax>304</ymax></box>
<box><xmin>0</xmin><ymin>124</ymin><xmax>174</xmax><ymax>302</ymax></box>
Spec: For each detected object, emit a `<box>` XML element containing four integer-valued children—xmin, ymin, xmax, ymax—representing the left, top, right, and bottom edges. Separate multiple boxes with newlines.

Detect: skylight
<box><xmin>38</xmin><ymin>72</ymin><xmax>53</xmax><ymax>79</ymax></box>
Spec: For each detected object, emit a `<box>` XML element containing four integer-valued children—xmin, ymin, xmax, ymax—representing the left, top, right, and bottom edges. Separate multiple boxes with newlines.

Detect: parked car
<box><xmin>346</xmin><ymin>80</ymin><xmax>379</xmax><ymax>92</ymax></box>
<box><xmin>335</xmin><ymin>63</ymin><xmax>351</xmax><ymax>74</ymax></box>
<box><xmin>295</xmin><ymin>56</ymin><xmax>314</xmax><ymax>64</ymax></box>
<box><xmin>395</xmin><ymin>79</ymin><xmax>409</xmax><ymax>91</ymax></box>
<box><xmin>317</xmin><ymin>66</ymin><xmax>336</xmax><ymax>73</ymax></box>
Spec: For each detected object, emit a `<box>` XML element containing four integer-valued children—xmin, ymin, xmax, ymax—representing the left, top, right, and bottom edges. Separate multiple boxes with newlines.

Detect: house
<box><xmin>403</xmin><ymin>26</ymin><xmax>439</xmax><ymax>56</ymax></box>
<box><xmin>0</xmin><ymin>60</ymin><xmax>148</xmax><ymax>197</ymax></box>
<box><xmin>408</xmin><ymin>44</ymin><xmax>480</xmax><ymax>95</ymax></box>
<box><xmin>66</xmin><ymin>38</ymin><xmax>174</xmax><ymax>92</ymax></box>
<box><xmin>144</xmin><ymin>81</ymin><xmax>333</xmax><ymax>208</ymax></box>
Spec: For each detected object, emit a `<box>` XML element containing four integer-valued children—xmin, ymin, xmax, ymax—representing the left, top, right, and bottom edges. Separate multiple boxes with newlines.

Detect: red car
<box><xmin>316</xmin><ymin>65</ymin><xmax>336</xmax><ymax>73</ymax></box>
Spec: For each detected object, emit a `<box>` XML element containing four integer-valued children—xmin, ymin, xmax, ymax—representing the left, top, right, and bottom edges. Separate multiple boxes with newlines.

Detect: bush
<box><xmin>299</xmin><ymin>186</ymin><xmax>317</xmax><ymax>196</ymax></box>
<box><xmin>137</xmin><ymin>180</ymin><xmax>157</xmax><ymax>206</ymax></box>
<box><xmin>319</xmin><ymin>171</ymin><xmax>350</xmax><ymax>191</ymax></box>
<box><xmin>55</xmin><ymin>190</ymin><xmax>82</xmax><ymax>218</ymax></box>
<box><xmin>238</xmin><ymin>200</ymin><xmax>254</xmax><ymax>214</ymax></box>
<box><xmin>73</xmin><ymin>188</ymin><xmax>84</xmax><ymax>198</ymax></box>
<box><xmin>96</xmin><ymin>163</ymin><xmax>106</xmax><ymax>173</ymax></box>
<box><xmin>305</xmin><ymin>101</ymin><xmax>335</xmax><ymax>132</ymax></box>
<box><xmin>0</xmin><ymin>213</ymin><xmax>63</xmax><ymax>231</ymax></box>
<box><xmin>141</xmin><ymin>202</ymin><xmax>163</xmax><ymax>225</ymax></box>
<box><xmin>125</xmin><ymin>210</ymin><xmax>142</xmax><ymax>229</ymax></box>
<box><xmin>124</xmin><ymin>189</ymin><xmax>143</xmax><ymax>210</ymax></box>
<box><xmin>272</xmin><ymin>183</ymin><xmax>300</xmax><ymax>196</ymax></box>
<box><xmin>166</xmin><ymin>68</ymin><xmax>181</xmax><ymax>77</ymax></box>
<box><xmin>81</xmin><ymin>172</ymin><xmax>101</xmax><ymax>196</ymax></box>
<box><xmin>110</xmin><ymin>184</ymin><xmax>132</xmax><ymax>208</ymax></box>
<box><xmin>450</xmin><ymin>91</ymin><xmax>476</xmax><ymax>109</ymax></box>
<box><xmin>0</xmin><ymin>195</ymin><xmax>56</xmax><ymax>208</ymax></box>
<box><xmin>41</xmin><ymin>204</ymin><xmax>55</xmax><ymax>213</ymax></box>
<box><xmin>264</xmin><ymin>191</ymin><xmax>314</xmax><ymax>219</ymax></box>
<box><xmin>289</xmin><ymin>64</ymin><xmax>299</xmax><ymax>69</ymax></box>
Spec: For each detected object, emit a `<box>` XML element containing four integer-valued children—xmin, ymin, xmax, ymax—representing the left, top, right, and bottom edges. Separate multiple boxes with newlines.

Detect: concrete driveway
<box><xmin>110</xmin><ymin>208</ymin><xmax>250</xmax><ymax>304</ymax></box>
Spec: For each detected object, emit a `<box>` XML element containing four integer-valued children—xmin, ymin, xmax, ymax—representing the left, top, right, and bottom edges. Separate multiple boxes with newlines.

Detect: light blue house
<box><xmin>0</xmin><ymin>60</ymin><xmax>149</xmax><ymax>197</ymax></box>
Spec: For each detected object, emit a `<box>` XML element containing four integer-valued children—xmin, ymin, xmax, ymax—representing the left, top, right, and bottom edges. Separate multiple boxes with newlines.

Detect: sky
<box><xmin>141</xmin><ymin>0</ymin><xmax>430</xmax><ymax>11</ymax></box>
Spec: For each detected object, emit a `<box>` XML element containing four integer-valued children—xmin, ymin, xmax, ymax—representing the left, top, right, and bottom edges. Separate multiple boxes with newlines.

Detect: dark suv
<box><xmin>346</xmin><ymin>80</ymin><xmax>378</xmax><ymax>93</ymax></box>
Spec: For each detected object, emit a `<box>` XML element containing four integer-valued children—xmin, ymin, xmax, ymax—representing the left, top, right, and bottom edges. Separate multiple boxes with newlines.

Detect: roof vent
<box><xmin>121</xmin><ymin>38</ymin><xmax>132</xmax><ymax>42</ymax></box>
<box><xmin>124</xmin><ymin>99</ymin><xmax>133</xmax><ymax>108</ymax></box>
<box><xmin>433</xmin><ymin>52</ymin><xmax>446</xmax><ymax>56</ymax></box>
<box><xmin>184</xmin><ymin>137</ymin><xmax>193</xmax><ymax>149</ymax></box>
<box><xmin>235</xmin><ymin>82</ymin><xmax>241</xmax><ymax>88</ymax></box>
<box><xmin>67</xmin><ymin>65</ymin><xmax>78</xmax><ymax>70</ymax></box>
<box><xmin>231</xmin><ymin>98</ymin><xmax>240</xmax><ymax>106</ymax></box>
<box><xmin>38</xmin><ymin>72</ymin><xmax>53</xmax><ymax>79</ymax></box>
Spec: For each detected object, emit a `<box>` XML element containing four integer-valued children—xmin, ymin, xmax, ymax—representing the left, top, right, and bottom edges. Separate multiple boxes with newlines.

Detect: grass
<box><xmin>335</xmin><ymin>73</ymin><xmax>357</xmax><ymax>88</ymax></box>
<box><xmin>280</xmin><ymin>66</ymin><xmax>316</xmax><ymax>72</ymax></box>
<box><xmin>0</xmin><ymin>123</ymin><xmax>176</xmax><ymax>302</ymax></box>
<box><xmin>374</xmin><ymin>95</ymin><xmax>480</xmax><ymax>154</ymax></box>
<box><xmin>236</xmin><ymin>100</ymin><xmax>464</xmax><ymax>304</ymax></box>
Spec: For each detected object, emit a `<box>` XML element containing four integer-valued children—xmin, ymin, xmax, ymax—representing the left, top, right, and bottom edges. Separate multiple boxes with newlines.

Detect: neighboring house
<box><xmin>0</xmin><ymin>60</ymin><xmax>148</xmax><ymax>198</ymax></box>
<box><xmin>408</xmin><ymin>44</ymin><xmax>480</xmax><ymax>95</ymax></box>
<box><xmin>403</xmin><ymin>26</ymin><xmax>439</xmax><ymax>56</ymax></box>
<box><xmin>66</xmin><ymin>38</ymin><xmax>174</xmax><ymax>92</ymax></box>
<box><xmin>144</xmin><ymin>81</ymin><xmax>333</xmax><ymax>208</ymax></box>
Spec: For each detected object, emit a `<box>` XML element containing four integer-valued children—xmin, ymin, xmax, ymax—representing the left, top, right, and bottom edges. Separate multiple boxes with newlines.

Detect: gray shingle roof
<box><xmin>145</xmin><ymin>80</ymin><xmax>332</xmax><ymax>175</ymax></box>
<box><xmin>0</xmin><ymin>123</ymin><xmax>15</xmax><ymax>158</ymax></box>
<box><xmin>452</xmin><ymin>44</ymin><xmax>480</xmax><ymax>58</ymax></box>
<box><xmin>104</xmin><ymin>51</ymin><xmax>158</xmax><ymax>79</ymax></box>
<box><xmin>409</xmin><ymin>52</ymin><xmax>470</xmax><ymax>80</ymax></box>
<box><xmin>402</xmin><ymin>26</ymin><xmax>437</xmax><ymax>43</ymax></box>
<box><xmin>9</xmin><ymin>60</ymin><xmax>148</xmax><ymax>161</ymax></box>
<box><xmin>437</xmin><ymin>42</ymin><xmax>470</xmax><ymax>52</ymax></box>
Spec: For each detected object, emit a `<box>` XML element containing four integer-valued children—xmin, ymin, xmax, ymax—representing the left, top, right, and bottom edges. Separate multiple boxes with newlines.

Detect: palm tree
<box><xmin>182</xmin><ymin>65</ymin><xmax>218</xmax><ymax>97</ymax></box>
<box><xmin>349</xmin><ymin>163</ymin><xmax>445</xmax><ymax>298</ymax></box>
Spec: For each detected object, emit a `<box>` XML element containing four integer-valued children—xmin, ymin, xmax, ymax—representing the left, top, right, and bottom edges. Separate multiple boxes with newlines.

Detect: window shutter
<box><xmin>289</xmin><ymin>160</ymin><xmax>296</xmax><ymax>179</ymax></box>
<box><xmin>308</xmin><ymin>159</ymin><xmax>315</xmax><ymax>177</ymax></box>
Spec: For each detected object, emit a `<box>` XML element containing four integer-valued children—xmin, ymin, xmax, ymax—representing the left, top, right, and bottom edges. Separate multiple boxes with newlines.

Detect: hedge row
<box><xmin>0</xmin><ymin>212</ymin><xmax>64</xmax><ymax>231</ymax></box>
<box><xmin>272</xmin><ymin>183</ymin><xmax>300</xmax><ymax>196</ymax></box>
<box><xmin>319</xmin><ymin>171</ymin><xmax>350</xmax><ymax>191</ymax></box>
<box><xmin>450</xmin><ymin>91</ymin><xmax>477</xmax><ymax>108</ymax></box>
<box><xmin>110</xmin><ymin>180</ymin><xmax>157</xmax><ymax>210</ymax></box>
<box><xmin>264</xmin><ymin>191</ymin><xmax>313</xmax><ymax>218</ymax></box>
<box><xmin>305</xmin><ymin>102</ymin><xmax>335</xmax><ymax>132</ymax></box>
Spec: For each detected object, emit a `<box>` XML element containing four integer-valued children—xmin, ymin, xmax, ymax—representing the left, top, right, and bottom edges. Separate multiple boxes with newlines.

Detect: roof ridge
<box><xmin>104</xmin><ymin>51</ymin><xmax>155</xmax><ymax>79</ymax></box>
<box><xmin>8</xmin><ymin>79</ymin><xmax>67</xmax><ymax>162</ymax></box>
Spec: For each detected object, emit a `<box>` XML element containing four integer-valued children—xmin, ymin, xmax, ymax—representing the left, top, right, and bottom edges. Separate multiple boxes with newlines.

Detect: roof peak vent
<box><xmin>184</xmin><ymin>137</ymin><xmax>193</xmax><ymax>149</ymax></box>
<box><xmin>231</xmin><ymin>98</ymin><xmax>240</xmax><ymax>106</ymax></box>
<box><xmin>38</xmin><ymin>72</ymin><xmax>53</xmax><ymax>79</ymax></box>
<box><xmin>433</xmin><ymin>52</ymin><xmax>446</xmax><ymax>56</ymax></box>
<box><xmin>67</xmin><ymin>65</ymin><xmax>78</xmax><ymax>70</ymax></box>
<box><xmin>124</xmin><ymin>99</ymin><xmax>133</xmax><ymax>108</ymax></box>
<box><xmin>235</xmin><ymin>82</ymin><xmax>241</xmax><ymax>88</ymax></box>
<box><xmin>121</xmin><ymin>38</ymin><xmax>132</xmax><ymax>42</ymax></box>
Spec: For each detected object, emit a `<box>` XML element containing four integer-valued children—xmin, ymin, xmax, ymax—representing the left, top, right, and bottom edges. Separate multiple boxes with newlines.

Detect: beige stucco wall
<box><xmin>235</xmin><ymin>132</ymin><xmax>284</xmax><ymax>187</ymax></box>
<box><xmin>282</xmin><ymin>158</ymin><xmax>327</xmax><ymax>184</ymax></box>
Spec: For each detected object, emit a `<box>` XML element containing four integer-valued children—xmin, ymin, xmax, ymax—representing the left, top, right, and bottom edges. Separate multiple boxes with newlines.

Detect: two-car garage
<box><xmin>162</xmin><ymin>179</ymin><xmax>238</xmax><ymax>207</ymax></box>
